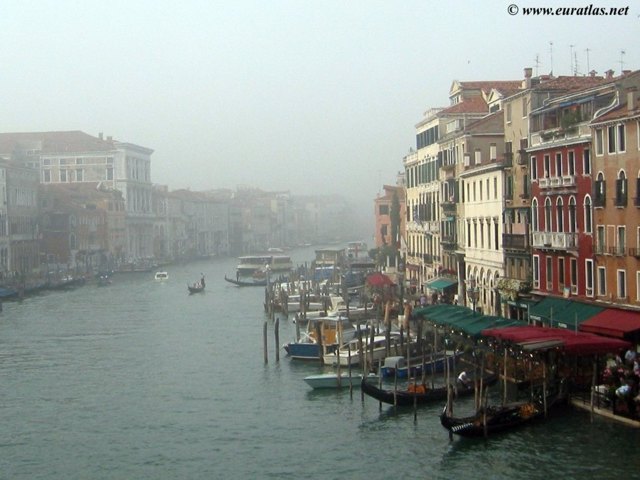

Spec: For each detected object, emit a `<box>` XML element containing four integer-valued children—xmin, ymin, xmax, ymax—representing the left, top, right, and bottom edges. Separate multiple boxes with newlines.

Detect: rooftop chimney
<box><xmin>589</xmin><ymin>70</ymin><xmax>597</xmax><ymax>78</ymax></box>
<box><xmin>523</xmin><ymin>67</ymin><xmax>533</xmax><ymax>89</ymax></box>
<box><xmin>98</xmin><ymin>132</ymin><xmax>103</xmax><ymax>140</ymax></box>
<box><xmin>605</xmin><ymin>69</ymin><xmax>615</xmax><ymax>80</ymax></box>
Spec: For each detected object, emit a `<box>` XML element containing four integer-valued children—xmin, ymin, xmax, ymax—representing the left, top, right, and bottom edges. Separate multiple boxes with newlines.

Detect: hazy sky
<box><xmin>2</xmin><ymin>1</ymin><xmax>639</xmax><ymax>209</ymax></box>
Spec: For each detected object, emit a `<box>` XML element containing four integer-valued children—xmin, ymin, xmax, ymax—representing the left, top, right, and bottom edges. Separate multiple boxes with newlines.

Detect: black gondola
<box><xmin>224</xmin><ymin>275</ymin><xmax>267</xmax><ymax>287</ymax></box>
<box><xmin>361</xmin><ymin>373</ymin><xmax>498</xmax><ymax>407</ymax></box>
<box><xmin>440</xmin><ymin>386</ymin><xmax>565</xmax><ymax>438</ymax></box>
<box><xmin>188</xmin><ymin>284</ymin><xmax>205</xmax><ymax>294</ymax></box>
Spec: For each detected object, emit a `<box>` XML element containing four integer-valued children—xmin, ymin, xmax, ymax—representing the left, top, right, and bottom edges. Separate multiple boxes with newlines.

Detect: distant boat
<box><xmin>304</xmin><ymin>372</ymin><xmax>378</xmax><ymax>389</ymax></box>
<box><xmin>154</xmin><ymin>271</ymin><xmax>169</xmax><ymax>281</ymax></box>
<box><xmin>188</xmin><ymin>283</ymin><xmax>205</xmax><ymax>294</ymax></box>
<box><xmin>224</xmin><ymin>275</ymin><xmax>267</xmax><ymax>287</ymax></box>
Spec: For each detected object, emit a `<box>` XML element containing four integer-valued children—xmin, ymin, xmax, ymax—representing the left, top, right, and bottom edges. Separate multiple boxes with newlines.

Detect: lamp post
<box><xmin>467</xmin><ymin>276</ymin><xmax>479</xmax><ymax>315</ymax></box>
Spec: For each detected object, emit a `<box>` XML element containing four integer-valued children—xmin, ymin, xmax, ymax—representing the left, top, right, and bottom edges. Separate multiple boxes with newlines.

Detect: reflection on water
<box><xmin>1</xmin><ymin>250</ymin><xmax>639</xmax><ymax>479</ymax></box>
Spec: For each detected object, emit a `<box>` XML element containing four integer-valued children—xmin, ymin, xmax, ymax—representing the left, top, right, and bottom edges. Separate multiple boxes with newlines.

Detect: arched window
<box><xmin>584</xmin><ymin>195</ymin><xmax>593</xmax><ymax>234</ymax></box>
<box><xmin>531</xmin><ymin>198</ymin><xmax>539</xmax><ymax>231</ymax></box>
<box><xmin>568</xmin><ymin>197</ymin><xmax>577</xmax><ymax>233</ymax></box>
<box><xmin>595</xmin><ymin>172</ymin><xmax>606</xmax><ymax>207</ymax></box>
<box><xmin>615</xmin><ymin>170</ymin><xmax>627</xmax><ymax>207</ymax></box>
<box><xmin>544</xmin><ymin>198</ymin><xmax>552</xmax><ymax>232</ymax></box>
<box><xmin>556</xmin><ymin>197</ymin><xmax>564</xmax><ymax>232</ymax></box>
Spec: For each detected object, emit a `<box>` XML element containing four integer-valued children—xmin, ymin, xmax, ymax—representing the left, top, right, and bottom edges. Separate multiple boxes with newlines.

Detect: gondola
<box><xmin>224</xmin><ymin>275</ymin><xmax>267</xmax><ymax>287</ymax></box>
<box><xmin>361</xmin><ymin>373</ymin><xmax>498</xmax><ymax>407</ymax></box>
<box><xmin>440</xmin><ymin>388</ymin><xmax>565</xmax><ymax>438</ymax></box>
<box><xmin>188</xmin><ymin>284</ymin><xmax>205</xmax><ymax>294</ymax></box>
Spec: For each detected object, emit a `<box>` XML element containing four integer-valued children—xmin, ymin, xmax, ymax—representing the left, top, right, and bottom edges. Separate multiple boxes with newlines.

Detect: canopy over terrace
<box><xmin>413</xmin><ymin>304</ymin><xmax>526</xmax><ymax>339</ymax></box>
<box><xmin>527</xmin><ymin>296</ymin><xmax>603</xmax><ymax>329</ymax></box>
<box><xmin>481</xmin><ymin>326</ymin><xmax>630</xmax><ymax>355</ymax></box>
<box><xmin>580</xmin><ymin>308</ymin><xmax>640</xmax><ymax>341</ymax></box>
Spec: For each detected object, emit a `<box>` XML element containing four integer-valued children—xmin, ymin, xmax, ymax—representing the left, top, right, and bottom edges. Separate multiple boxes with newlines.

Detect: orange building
<box><xmin>374</xmin><ymin>184</ymin><xmax>406</xmax><ymax>249</ymax></box>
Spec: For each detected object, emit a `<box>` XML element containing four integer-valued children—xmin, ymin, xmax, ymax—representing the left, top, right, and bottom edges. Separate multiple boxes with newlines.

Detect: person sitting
<box><xmin>457</xmin><ymin>371</ymin><xmax>471</xmax><ymax>389</ymax></box>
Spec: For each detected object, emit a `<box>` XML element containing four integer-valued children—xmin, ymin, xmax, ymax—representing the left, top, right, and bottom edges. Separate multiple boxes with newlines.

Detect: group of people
<box><xmin>603</xmin><ymin>348</ymin><xmax>640</xmax><ymax>417</ymax></box>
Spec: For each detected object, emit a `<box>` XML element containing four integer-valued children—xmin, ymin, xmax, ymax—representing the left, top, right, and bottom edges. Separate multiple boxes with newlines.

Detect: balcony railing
<box><xmin>517</xmin><ymin>150</ymin><xmax>528</xmax><ymax>165</ymax></box>
<box><xmin>530</xmin><ymin>123</ymin><xmax>591</xmax><ymax>147</ymax></box>
<box><xmin>502</xmin><ymin>233</ymin><xmax>529</xmax><ymax>250</ymax></box>
<box><xmin>629</xmin><ymin>248</ymin><xmax>640</xmax><ymax>258</ymax></box>
<box><xmin>539</xmin><ymin>176</ymin><xmax>574</xmax><ymax>190</ymax></box>
<box><xmin>531</xmin><ymin>231</ymin><xmax>578</xmax><ymax>250</ymax></box>
<box><xmin>503</xmin><ymin>152</ymin><xmax>513</xmax><ymax>167</ymax></box>
<box><xmin>441</xmin><ymin>202</ymin><xmax>457</xmax><ymax>215</ymax></box>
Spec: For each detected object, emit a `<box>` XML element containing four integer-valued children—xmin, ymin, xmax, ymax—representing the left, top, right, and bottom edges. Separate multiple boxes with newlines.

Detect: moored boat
<box><xmin>361</xmin><ymin>373</ymin><xmax>498</xmax><ymax>406</ymax></box>
<box><xmin>224</xmin><ymin>275</ymin><xmax>267</xmax><ymax>287</ymax></box>
<box><xmin>154</xmin><ymin>271</ymin><xmax>169</xmax><ymax>281</ymax></box>
<box><xmin>304</xmin><ymin>372</ymin><xmax>378</xmax><ymax>389</ymax></box>
<box><xmin>380</xmin><ymin>351</ymin><xmax>463</xmax><ymax>379</ymax></box>
<box><xmin>283</xmin><ymin>316</ymin><xmax>359</xmax><ymax>361</ymax></box>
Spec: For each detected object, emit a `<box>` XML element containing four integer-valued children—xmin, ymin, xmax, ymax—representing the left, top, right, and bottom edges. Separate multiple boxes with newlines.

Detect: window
<box><xmin>568</xmin><ymin>197</ymin><xmax>577</xmax><ymax>232</ymax></box>
<box><xmin>615</xmin><ymin>171</ymin><xmax>627</xmax><ymax>206</ymax></box>
<box><xmin>379</xmin><ymin>205</ymin><xmax>389</xmax><ymax>215</ymax></box>
<box><xmin>558</xmin><ymin>257</ymin><xmax>565</xmax><ymax>288</ymax></box>
<box><xmin>618</xmin><ymin>124</ymin><xmax>626</xmax><ymax>152</ymax></box>
<box><xmin>490</xmin><ymin>144</ymin><xmax>497</xmax><ymax>161</ymax></box>
<box><xmin>568</xmin><ymin>151</ymin><xmax>575</xmax><ymax>176</ymax></box>
<box><xmin>60</xmin><ymin>169</ymin><xmax>67</xmax><ymax>182</ymax></box>
<box><xmin>584</xmin><ymin>195</ymin><xmax>593</xmax><ymax>233</ymax></box>
<box><xmin>586</xmin><ymin>259</ymin><xmax>594</xmax><ymax>297</ymax></box>
<box><xmin>595</xmin><ymin>128</ymin><xmax>604</xmax><ymax>155</ymax></box>
<box><xmin>531</xmin><ymin>199</ymin><xmax>539</xmax><ymax>231</ymax></box>
<box><xmin>571</xmin><ymin>258</ymin><xmax>578</xmax><ymax>291</ymax></box>
<box><xmin>546</xmin><ymin>256</ymin><xmax>553</xmax><ymax>291</ymax></box>
<box><xmin>533</xmin><ymin>255</ymin><xmax>540</xmax><ymax>288</ymax></box>
<box><xmin>544</xmin><ymin>198</ymin><xmax>552</xmax><ymax>232</ymax></box>
<box><xmin>618</xmin><ymin>270</ymin><xmax>627</xmax><ymax>299</ymax></box>
<box><xmin>597</xmin><ymin>226</ymin><xmax>606</xmax><ymax>254</ymax></box>
<box><xmin>617</xmin><ymin>226</ymin><xmax>626</xmax><ymax>255</ymax></box>
<box><xmin>76</xmin><ymin>169</ymin><xmax>83</xmax><ymax>182</ymax></box>
<box><xmin>583</xmin><ymin>148</ymin><xmax>591</xmax><ymax>175</ymax></box>
<box><xmin>493</xmin><ymin>177</ymin><xmax>497</xmax><ymax>199</ymax></box>
<box><xmin>637</xmin><ymin>272</ymin><xmax>640</xmax><ymax>301</ymax></box>
<box><xmin>506</xmin><ymin>103</ymin><xmax>512</xmax><ymax>123</ymax></box>
<box><xmin>475</xmin><ymin>150</ymin><xmax>481</xmax><ymax>165</ymax></box>
<box><xmin>555</xmin><ymin>152</ymin><xmax>562</xmax><ymax>177</ymax></box>
<box><xmin>107</xmin><ymin>167</ymin><xmax>113</xmax><ymax>180</ymax></box>
<box><xmin>608</xmin><ymin>125</ymin><xmax>617</xmax><ymax>153</ymax></box>
<box><xmin>43</xmin><ymin>170</ymin><xmax>51</xmax><ymax>183</ymax></box>
<box><xmin>556</xmin><ymin>198</ymin><xmax>564</xmax><ymax>232</ymax></box>
<box><xmin>543</xmin><ymin>155</ymin><xmax>551</xmax><ymax>178</ymax></box>
<box><xmin>594</xmin><ymin>173</ymin><xmax>606</xmax><ymax>207</ymax></box>
<box><xmin>531</xmin><ymin>156</ymin><xmax>538</xmax><ymax>180</ymax></box>
<box><xmin>597</xmin><ymin>266</ymin><xmax>607</xmax><ymax>296</ymax></box>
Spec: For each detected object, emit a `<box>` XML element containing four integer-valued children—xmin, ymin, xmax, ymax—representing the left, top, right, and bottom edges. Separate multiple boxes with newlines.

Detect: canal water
<box><xmin>1</xmin><ymin>249</ymin><xmax>639</xmax><ymax>479</ymax></box>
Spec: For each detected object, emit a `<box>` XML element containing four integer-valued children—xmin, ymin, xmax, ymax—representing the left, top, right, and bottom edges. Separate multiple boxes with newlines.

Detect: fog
<box><xmin>1</xmin><ymin>1</ymin><xmax>638</xmax><ymax>239</ymax></box>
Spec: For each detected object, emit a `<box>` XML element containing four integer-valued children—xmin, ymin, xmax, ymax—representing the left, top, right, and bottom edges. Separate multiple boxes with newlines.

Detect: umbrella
<box><xmin>365</xmin><ymin>272</ymin><xmax>395</xmax><ymax>287</ymax></box>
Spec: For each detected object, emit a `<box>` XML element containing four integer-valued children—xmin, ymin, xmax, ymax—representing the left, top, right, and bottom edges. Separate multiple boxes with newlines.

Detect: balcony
<box><xmin>441</xmin><ymin>235</ymin><xmax>457</xmax><ymax>250</ymax></box>
<box><xmin>531</xmin><ymin>231</ymin><xmax>578</xmax><ymax>250</ymax></box>
<box><xmin>441</xmin><ymin>201</ymin><xmax>457</xmax><ymax>215</ymax></box>
<box><xmin>502</xmin><ymin>233</ymin><xmax>529</xmax><ymax>251</ymax></box>
<box><xmin>517</xmin><ymin>150</ymin><xmax>528</xmax><ymax>165</ymax></box>
<box><xmin>530</xmin><ymin>123</ymin><xmax>591</xmax><ymax>148</ymax></box>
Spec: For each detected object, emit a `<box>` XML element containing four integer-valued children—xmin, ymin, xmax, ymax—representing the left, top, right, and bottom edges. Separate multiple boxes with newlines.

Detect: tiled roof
<box><xmin>465</xmin><ymin>110</ymin><xmax>504</xmax><ymax>133</ymax></box>
<box><xmin>533</xmin><ymin>75</ymin><xmax>607</xmax><ymax>92</ymax></box>
<box><xmin>592</xmin><ymin>97</ymin><xmax>640</xmax><ymax>123</ymax></box>
<box><xmin>439</xmin><ymin>96</ymin><xmax>488</xmax><ymax>115</ymax></box>
<box><xmin>459</xmin><ymin>80</ymin><xmax>522</xmax><ymax>93</ymax></box>
<box><xmin>0</xmin><ymin>131</ymin><xmax>115</xmax><ymax>155</ymax></box>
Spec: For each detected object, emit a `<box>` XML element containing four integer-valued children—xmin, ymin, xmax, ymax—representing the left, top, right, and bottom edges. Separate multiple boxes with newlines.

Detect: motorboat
<box><xmin>322</xmin><ymin>332</ymin><xmax>415</xmax><ymax>367</ymax></box>
<box><xmin>283</xmin><ymin>316</ymin><xmax>359</xmax><ymax>361</ymax></box>
<box><xmin>154</xmin><ymin>271</ymin><xmax>169</xmax><ymax>280</ymax></box>
<box><xmin>380</xmin><ymin>351</ymin><xmax>464</xmax><ymax>379</ymax></box>
<box><xmin>304</xmin><ymin>372</ymin><xmax>378</xmax><ymax>389</ymax></box>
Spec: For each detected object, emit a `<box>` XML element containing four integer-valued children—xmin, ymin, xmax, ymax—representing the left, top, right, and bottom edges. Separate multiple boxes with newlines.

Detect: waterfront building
<box><xmin>436</xmin><ymin>79</ymin><xmax>520</xmax><ymax>313</ymax></box>
<box><xmin>39</xmin><ymin>183</ymin><xmax>125</xmax><ymax>272</ymax></box>
<box><xmin>404</xmin><ymin>108</ymin><xmax>444</xmax><ymax>289</ymax></box>
<box><xmin>589</xmin><ymin>74</ymin><xmax>640</xmax><ymax>309</ymax></box>
<box><xmin>528</xmin><ymin>70</ymin><xmax>640</xmax><ymax>321</ymax></box>
<box><xmin>500</xmin><ymin>69</ymin><xmax>607</xmax><ymax>320</ymax></box>
<box><xmin>374</xmin><ymin>183</ymin><xmax>405</xmax><ymax>249</ymax></box>
<box><xmin>1</xmin><ymin>159</ymin><xmax>40</xmax><ymax>279</ymax></box>
<box><xmin>0</xmin><ymin>131</ymin><xmax>154</xmax><ymax>262</ymax></box>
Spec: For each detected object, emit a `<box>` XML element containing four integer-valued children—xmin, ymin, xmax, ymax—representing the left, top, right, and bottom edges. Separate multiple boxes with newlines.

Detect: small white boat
<box><xmin>154</xmin><ymin>271</ymin><xmax>169</xmax><ymax>280</ymax></box>
<box><xmin>322</xmin><ymin>333</ymin><xmax>416</xmax><ymax>367</ymax></box>
<box><xmin>303</xmin><ymin>372</ymin><xmax>378</xmax><ymax>389</ymax></box>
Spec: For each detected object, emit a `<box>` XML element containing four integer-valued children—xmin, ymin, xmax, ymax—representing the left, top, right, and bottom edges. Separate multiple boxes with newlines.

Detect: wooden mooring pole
<box><xmin>274</xmin><ymin>317</ymin><xmax>280</xmax><ymax>362</ymax></box>
<box><xmin>263</xmin><ymin>320</ymin><xmax>268</xmax><ymax>364</ymax></box>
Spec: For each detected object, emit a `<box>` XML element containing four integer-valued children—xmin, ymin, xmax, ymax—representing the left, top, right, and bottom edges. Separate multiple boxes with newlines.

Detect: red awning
<box><xmin>482</xmin><ymin>325</ymin><xmax>630</xmax><ymax>355</ymax></box>
<box><xmin>580</xmin><ymin>309</ymin><xmax>640</xmax><ymax>338</ymax></box>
